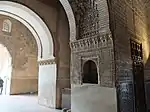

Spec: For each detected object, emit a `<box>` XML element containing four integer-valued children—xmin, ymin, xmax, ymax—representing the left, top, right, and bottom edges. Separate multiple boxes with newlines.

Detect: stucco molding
<box><xmin>59</xmin><ymin>0</ymin><xmax>76</xmax><ymax>41</ymax></box>
<box><xmin>38</xmin><ymin>58</ymin><xmax>56</xmax><ymax>65</ymax></box>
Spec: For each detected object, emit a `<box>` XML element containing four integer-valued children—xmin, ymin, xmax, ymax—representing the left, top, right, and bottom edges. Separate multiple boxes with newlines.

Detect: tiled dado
<box><xmin>38</xmin><ymin>58</ymin><xmax>56</xmax><ymax>65</ymax></box>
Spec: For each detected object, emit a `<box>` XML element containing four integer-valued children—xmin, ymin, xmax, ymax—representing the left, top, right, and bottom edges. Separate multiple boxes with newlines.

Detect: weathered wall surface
<box><xmin>69</xmin><ymin>0</ymin><xmax>115</xmax><ymax>87</ymax></box>
<box><xmin>55</xmin><ymin>5</ymin><xmax>71</xmax><ymax>108</ymax></box>
<box><xmin>72</xmin><ymin>85</ymin><xmax>117</xmax><ymax>112</ymax></box>
<box><xmin>69</xmin><ymin>0</ymin><xmax>116</xmax><ymax>112</ymax></box>
<box><xmin>11</xmin><ymin>0</ymin><xmax>58</xmax><ymax>56</ymax></box>
<box><xmin>110</xmin><ymin>0</ymin><xmax>149</xmax><ymax>111</ymax></box>
<box><xmin>0</xmin><ymin>15</ymin><xmax>38</xmax><ymax>94</ymax></box>
<box><xmin>110</xmin><ymin>0</ymin><xmax>149</xmax><ymax>64</ymax></box>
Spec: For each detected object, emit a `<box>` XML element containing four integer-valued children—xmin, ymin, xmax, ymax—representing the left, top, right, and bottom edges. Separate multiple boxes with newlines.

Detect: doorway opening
<box><xmin>82</xmin><ymin>60</ymin><xmax>98</xmax><ymax>84</ymax></box>
<box><xmin>0</xmin><ymin>44</ymin><xmax>12</xmax><ymax>95</ymax></box>
<box><xmin>130</xmin><ymin>39</ymin><xmax>146</xmax><ymax>112</ymax></box>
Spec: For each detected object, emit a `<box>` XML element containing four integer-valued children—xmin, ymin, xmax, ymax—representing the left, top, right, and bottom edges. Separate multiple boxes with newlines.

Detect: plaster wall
<box><xmin>56</xmin><ymin>5</ymin><xmax>71</xmax><ymax>109</ymax></box>
<box><xmin>38</xmin><ymin>64</ymin><xmax>57</xmax><ymax>108</ymax></box>
<box><xmin>57</xmin><ymin>5</ymin><xmax>70</xmax><ymax>89</ymax></box>
<box><xmin>10</xmin><ymin>78</ymin><xmax>38</xmax><ymax>94</ymax></box>
<box><xmin>72</xmin><ymin>85</ymin><xmax>117</xmax><ymax>112</ymax></box>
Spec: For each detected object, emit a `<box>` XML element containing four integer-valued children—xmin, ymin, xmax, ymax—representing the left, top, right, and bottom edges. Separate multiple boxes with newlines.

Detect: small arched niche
<box><xmin>82</xmin><ymin>60</ymin><xmax>98</xmax><ymax>84</ymax></box>
<box><xmin>2</xmin><ymin>19</ymin><xmax>12</xmax><ymax>33</ymax></box>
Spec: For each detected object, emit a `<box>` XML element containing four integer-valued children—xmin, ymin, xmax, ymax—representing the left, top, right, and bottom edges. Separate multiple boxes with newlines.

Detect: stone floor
<box><xmin>0</xmin><ymin>95</ymin><xmax>61</xmax><ymax>112</ymax></box>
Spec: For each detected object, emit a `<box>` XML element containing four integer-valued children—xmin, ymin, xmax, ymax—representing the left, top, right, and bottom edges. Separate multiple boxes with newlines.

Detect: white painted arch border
<box><xmin>0</xmin><ymin>1</ymin><xmax>76</xmax><ymax>61</ymax></box>
<box><xmin>59</xmin><ymin>0</ymin><xmax>76</xmax><ymax>41</ymax></box>
<box><xmin>0</xmin><ymin>1</ymin><xmax>54</xmax><ymax>61</ymax></box>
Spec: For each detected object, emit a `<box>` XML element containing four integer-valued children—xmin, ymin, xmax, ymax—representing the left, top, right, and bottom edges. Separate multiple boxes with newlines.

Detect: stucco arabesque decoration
<box><xmin>70</xmin><ymin>32</ymin><xmax>114</xmax><ymax>86</ymax></box>
<box><xmin>69</xmin><ymin>0</ymin><xmax>115</xmax><ymax>87</ymax></box>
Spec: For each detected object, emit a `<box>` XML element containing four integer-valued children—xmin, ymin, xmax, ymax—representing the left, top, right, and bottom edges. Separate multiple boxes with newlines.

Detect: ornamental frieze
<box><xmin>38</xmin><ymin>58</ymin><xmax>56</xmax><ymax>65</ymax></box>
<box><xmin>70</xmin><ymin>33</ymin><xmax>113</xmax><ymax>53</ymax></box>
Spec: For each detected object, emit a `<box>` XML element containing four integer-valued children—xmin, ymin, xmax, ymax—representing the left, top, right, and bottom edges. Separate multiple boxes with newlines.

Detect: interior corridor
<box><xmin>0</xmin><ymin>95</ymin><xmax>61</xmax><ymax>112</ymax></box>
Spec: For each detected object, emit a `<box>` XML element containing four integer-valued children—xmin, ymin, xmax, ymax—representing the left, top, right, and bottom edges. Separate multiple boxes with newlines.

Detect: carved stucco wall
<box><xmin>69</xmin><ymin>0</ymin><xmax>115</xmax><ymax>88</ymax></box>
<box><xmin>69</xmin><ymin>0</ymin><xmax>150</xmax><ymax>111</ymax></box>
<box><xmin>0</xmin><ymin>15</ymin><xmax>38</xmax><ymax>94</ymax></box>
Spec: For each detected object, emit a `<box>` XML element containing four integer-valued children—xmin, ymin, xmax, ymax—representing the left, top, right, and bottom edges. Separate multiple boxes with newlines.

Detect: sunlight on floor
<box><xmin>0</xmin><ymin>95</ymin><xmax>61</xmax><ymax>112</ymax></box>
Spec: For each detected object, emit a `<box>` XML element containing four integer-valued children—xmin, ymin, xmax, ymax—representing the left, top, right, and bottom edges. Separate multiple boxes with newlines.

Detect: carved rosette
<box><xmin>38</xmin><ymin>58</ymin><xmax>56</xmax><ymax>66</ymax></box>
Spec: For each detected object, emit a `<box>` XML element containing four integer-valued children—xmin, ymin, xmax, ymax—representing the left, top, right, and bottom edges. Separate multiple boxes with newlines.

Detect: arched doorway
<box><xmin>0</xmin><ymin>0</ymin><xmax>76</xmax><ymax>109</ymax></box>
<box><xmin>0</xmin><ymin>1</ymin><xmax>56</xmax><ymax>108</ymax></box>
<box><xmin>82</xmin><ymin>60</ymin><xmax>98</xmax><ymax>84</ymax></box>
<box><xmin>0</xmin><ymin>14</ymin><xmax>39</xmax><ymax>96</ymax></box>
<box><xmin>0</xmin><ymin>44</ymin><xmax>12</xmax><ymax>95</ymax></box>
